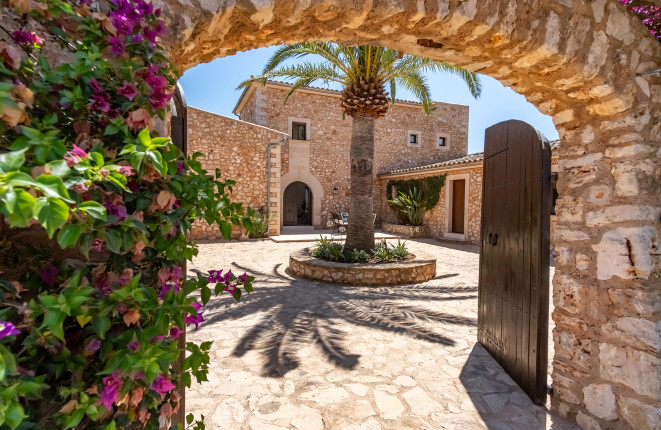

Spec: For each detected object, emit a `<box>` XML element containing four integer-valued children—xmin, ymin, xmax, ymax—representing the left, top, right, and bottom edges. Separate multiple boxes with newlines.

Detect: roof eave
<box><xmin>232</xmin><ymin>82</ymin><xmax>258</xmax><ymax>116</ymax></box>
<box><xmin>378</xmin><ymin>160</ymin><xmax>484</xmax><ymax>178</ymax></box>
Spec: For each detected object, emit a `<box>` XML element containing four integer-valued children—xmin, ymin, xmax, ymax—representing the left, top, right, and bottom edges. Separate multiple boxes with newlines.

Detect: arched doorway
<box><xmin>283</xmin><ymin>181</ymin><xmax>312</xmax><ymax>226</ymax></box>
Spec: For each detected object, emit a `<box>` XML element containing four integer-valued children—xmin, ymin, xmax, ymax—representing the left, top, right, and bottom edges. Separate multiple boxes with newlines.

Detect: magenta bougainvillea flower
<box><xmin>91</xmin><ymin>238</ymin><xmax>104</xmax><ymax>252</ymax></box>
<box><xmin>184</xmin><ymin>302</ymin><xmax>204</xmax><ymax>329</ymax></box>
<box><xmin>150</xmin><ymin>374</ymin><xmax>176</xmax><ymax>398</ymax></box>
<box><xmin>40</xmin><ymin>266</ymin><xmax>59</xmax><ymax>286</ymax></box>
<box><xmin>96</xmin><ymin>370</ymin><xmax>122</xmax><ymax>411</ymax></box>
<box><xmin>89</xmin><ymin>95</ymin><xmax>111</xmax><ymax>112</ymax></box>
<box><xmin>119</xmin><ymin>165</ymin><xmax>134</xmax><ymax>176</ymax></box>
<box><xmin>85</xmin><ymin>338</ymin><xmax>101</xmax><ymax>354</ymax></box>
<box><xmin>12</xmin><ymin>30</ymin><xmax>43</xmax><ymax>45</ymax></box>
<box><xmin>0</xmin><ymin>321</ymin><xmax>20</xmax><ymax>339</ymax></box>
<box><xmin>108</xmin><ymin>36</ymin><xmax>125</xmax><ymax>55</ymax></box>
<box><xmin>127</xmin><ymin>338</ymin><xmax>140</xmax><ymax>353</ymax></box>
<box><xmin>169</xmin><ymin>327</ymin><xmax>183</xmax><ymax>339</ymax></box>
<box><xmin>117</xmin><ymin>81</ymin><xmax>138</xmax><ymax>100</ymax></box>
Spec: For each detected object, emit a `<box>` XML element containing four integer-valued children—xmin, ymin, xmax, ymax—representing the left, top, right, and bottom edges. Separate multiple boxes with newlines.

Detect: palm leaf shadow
<box><xmin>195</xmin><ymin>261</ymin><xmax>477</xmax><ymax>377</ymax></box>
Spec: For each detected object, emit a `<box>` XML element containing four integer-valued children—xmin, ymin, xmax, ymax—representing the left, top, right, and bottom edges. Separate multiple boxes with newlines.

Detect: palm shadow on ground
<box><xmin>193</xmin><ymin>262</ymin><xmax>477</xmax><ymax>378</ymax></box>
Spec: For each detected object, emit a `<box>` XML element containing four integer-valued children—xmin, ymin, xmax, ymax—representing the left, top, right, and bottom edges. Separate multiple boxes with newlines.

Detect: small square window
<box><xmin>438</xmin><ymin>137</ymin><xmax>447</xmax><ymax>147</ymax></box>
<box><xmin>410</xmin><ymin>134</ymin><xmax>418</xmax><ymax>144</ymax></box>
<box><xmin>407</xmin><ymin>130</ymin><xmax>421</xmax><ymax>147</ymax></box>
<box><xmin>292</xmin><ymin>122</ymin><xmax>307</xmax><ymax>140</ymax></box>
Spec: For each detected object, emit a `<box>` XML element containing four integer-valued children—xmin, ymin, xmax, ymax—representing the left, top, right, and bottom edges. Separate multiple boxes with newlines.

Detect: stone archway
<box><xmin>156</xmin><ymin>1</ymin><xmax>660</xmax><ymax>428</ymax></box>
<box><xmin>281</xmin><ymin>171</ymin><xmax>325</xmax><ymax>228</ymax></box>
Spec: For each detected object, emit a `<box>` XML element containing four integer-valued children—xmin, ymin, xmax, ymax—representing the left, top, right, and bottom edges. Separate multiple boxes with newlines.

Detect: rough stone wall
<box><xmin>240</xmin><ymin>85</ymin><xmax>468</xmax><ymax>227</ymax></box>
<box><xmin>157</xmin><ymin>0</ymin><xmax>661</xmax><ymax>427</ymax></box>
<box><xmin>376</xmin><ymin>165</ymin><xmax>483</xmax><ymax>245</ymax></box>
<box><xmin>187</xmin><ymin>107</ymin><xmax>285</xmax><ymax>239</ymax></box>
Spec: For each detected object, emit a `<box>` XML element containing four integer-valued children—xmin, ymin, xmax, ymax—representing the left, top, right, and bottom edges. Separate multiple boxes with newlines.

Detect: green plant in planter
<box><xmin>388</xmin><ymin>186</ymin><xmax>424</xmax><ymax>226</ymax></box>
<box><xmin>372</xmin><ymin>239</ymin><xmax>409</xmax><ymax>262</ymax></box>
<box><xmin>245</xmin><ymin>206</ymin><xmax>275</xmax><ymax>238</ymax></box>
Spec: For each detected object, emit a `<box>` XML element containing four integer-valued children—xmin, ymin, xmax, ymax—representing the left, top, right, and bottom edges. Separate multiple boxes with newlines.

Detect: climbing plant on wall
<box><xmin>386</xmin><ymin>175</ymin><xmax>445</xmax><ymax>224</ymax></box>
<box><xmin>0</xmin><ymin>1</ymin><xmax>254</xmax><ymax>428</ymax></box>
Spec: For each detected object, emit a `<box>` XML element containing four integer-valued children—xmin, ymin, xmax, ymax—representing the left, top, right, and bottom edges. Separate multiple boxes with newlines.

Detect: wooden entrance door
<box><xmin>451</xmin><ymin>179</ymin><xmax>465</xmax><ymax>234</ymax></box>
<box><xmin>283</xmin><ymin>182</ymin><xmax>312</xmax><ymax>226</ymax></box>
<box><xmin>478</xmin><ymin>120</ymin><xmax>551</xmax><ymax>404</ymax></box>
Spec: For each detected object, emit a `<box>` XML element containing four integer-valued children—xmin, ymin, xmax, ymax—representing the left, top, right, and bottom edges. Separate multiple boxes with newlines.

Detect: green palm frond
<box><xmin>239</xmin><ymin>42</ymin><xmax>482</xmax><ymax>113</ymax></box>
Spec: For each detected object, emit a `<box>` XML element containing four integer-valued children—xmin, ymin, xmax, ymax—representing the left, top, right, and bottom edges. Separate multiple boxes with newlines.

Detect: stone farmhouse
<box><xmin>188</xmin><ymin>80</ymin><xmax>560</xmax><ymax>244</ymax></box>
<box><xmin>188</xmin><ymin>80</ymin><xmax>559</xmax><ymax>244</ymax></box>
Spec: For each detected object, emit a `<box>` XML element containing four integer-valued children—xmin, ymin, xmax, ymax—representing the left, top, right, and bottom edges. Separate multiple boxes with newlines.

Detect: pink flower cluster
<box><xmin>158</xmin><ymin>266</ymin><xmax>183</xmax><ymax>299</ymax></box>
<box><xmin>208</xmin><ymin>269</ymin><xmax>250</xmax><ymax>297</ymax></box>
<box><xmin>184</xmin><ymin>302</ymin><xmax>204</xmax><ymax>329</ymax></box>
<box><xmin>96</xmin><ymin>370</ymin><xmax>176</xmax><ymax>411</ymax></box>
<box><xmin>64</xmin><ymin>145</ymin><xmax>88</xmax><ymax>167</ymax></box>
<box><xmin>106</xmin><ymin>0</ymin><xmax>172</xmax><ymax>111</ymax></box>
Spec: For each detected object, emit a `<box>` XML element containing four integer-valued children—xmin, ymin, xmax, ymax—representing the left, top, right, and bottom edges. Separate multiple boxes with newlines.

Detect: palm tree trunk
<box><xmin>344</xmin><ymin>113</ymin><xmax>375</xmax><ymax>253</ymax></box>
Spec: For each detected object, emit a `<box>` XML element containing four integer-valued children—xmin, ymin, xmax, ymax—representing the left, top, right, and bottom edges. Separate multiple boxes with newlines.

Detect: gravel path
<box><xmin>186</xmin><ymin>238</ymin><xmax>576</xmax><ymax>430</ymax></box>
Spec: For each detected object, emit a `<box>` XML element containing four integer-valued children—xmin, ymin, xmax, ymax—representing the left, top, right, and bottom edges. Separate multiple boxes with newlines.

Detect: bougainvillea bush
<box><xmin>620</xmin><ymin>0</ymin><xmax>661</xmax><ymax>41</ymax></box>
<box><xmin>0</xmin><ymin>0</ymin><xmax>254</xmax><ymax>428</ymax></box>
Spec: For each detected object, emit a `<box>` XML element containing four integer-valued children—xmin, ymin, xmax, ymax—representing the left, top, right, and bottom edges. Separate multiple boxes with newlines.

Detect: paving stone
<box><xmin>373</xmin><ymin>390</ymin><xmax>406</xmax><ymax>420</ymax></box>
<box><xmin>291</xmin><ymin>405</ymin><xmax>324</xmax><ymax>430</ymax></box>
<box><xmin>186</xmin><ymin>240</ymin><xmax>577</xmax><ymax>430</ymax></box>
<box><xmin>345</xmin><ymin>383</ymin><xmax>370</xmax><ymax>397</ymax></box>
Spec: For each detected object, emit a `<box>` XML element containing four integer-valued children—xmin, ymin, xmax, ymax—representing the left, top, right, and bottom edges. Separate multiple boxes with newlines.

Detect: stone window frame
<box><xmin>437</xmin><ymin>133</ymin><xmax>450</xmax><ymax>150</ymax></box>
<box><xmin>288</xmin><ymin>117</ymin><xmax>311</xmax><ymax>141</ymax></box>
<box><xmin>407</xmin><ymin>130</ymin><xmax>422</xmax><ymax>147</ymax></box>
<box><xmin>443</xmin><ymin>173</ymin><xmax>470</xmax><ymax>241</ymax></box>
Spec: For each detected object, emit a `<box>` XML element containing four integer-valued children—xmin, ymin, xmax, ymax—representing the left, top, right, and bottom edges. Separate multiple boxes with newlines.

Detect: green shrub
<box><xmin>346</xmin><ymin>249</ymin><xmax>370</xmax><ymax>263</ymax></box>
<box><xmin>245</xmin><ymin>206</ymin><xmax>275</xmax><ymax>238</ymax></box>
<box><xmin>388</xmin><ymin>187</ymin><xmax>424</xmax><ymax>226</ymax></box>
<box><xmin>372</xmin><ymin>239</ymin><xmax>409</xmax><ymax>262</ymax></box>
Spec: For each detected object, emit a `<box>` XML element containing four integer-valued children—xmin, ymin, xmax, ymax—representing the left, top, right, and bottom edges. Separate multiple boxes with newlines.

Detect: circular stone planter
<box><xmin>289</xmin><ymin>248</ymin><xmax>436</xmax><ymax>286</ymax></box>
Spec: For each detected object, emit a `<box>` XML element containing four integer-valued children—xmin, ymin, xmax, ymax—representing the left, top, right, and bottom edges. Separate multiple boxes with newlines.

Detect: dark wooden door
<box><xmin>451</xmin><ymin>179</ymin><xmax>465</xmax><ymax>234</ymax></box>
<box><xmin>283</xmin><ymin>182</ymin><xmax>312</xmax><ymax>225</ymax></box>
<box><xmin>478</xmin><ymin>120</ymin><xmax>551</xmax><ymax>404</ymax></box>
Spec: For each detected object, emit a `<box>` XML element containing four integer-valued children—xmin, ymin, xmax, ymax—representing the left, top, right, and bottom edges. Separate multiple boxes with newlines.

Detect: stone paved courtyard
<box><xmin>186</xmin><ymin>239</ymin><xmax>577</xmax><ymax>430</ymax></box>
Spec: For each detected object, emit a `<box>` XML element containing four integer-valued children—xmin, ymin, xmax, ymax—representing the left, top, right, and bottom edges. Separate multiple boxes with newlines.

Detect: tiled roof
<box><xmin>380</xmin><ymin>139</ymin><xmax>560</xmax><ymax>177</ymax></box>
<box><xmin>379</xmin><ymin>152</ymin><xmax>484</xmax><ymax>177</ymax></box>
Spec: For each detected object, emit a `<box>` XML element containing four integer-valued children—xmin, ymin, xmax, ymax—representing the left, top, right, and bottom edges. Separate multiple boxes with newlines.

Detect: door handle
<box><xmin>488</xmin><ymin>233</ymin><xmax>493</xmax><ymax>245</ymax></box>
<box><xmin>492</xmin><ymin>233</ymin><xmax>498</xmax><ymax>246</ymax></box>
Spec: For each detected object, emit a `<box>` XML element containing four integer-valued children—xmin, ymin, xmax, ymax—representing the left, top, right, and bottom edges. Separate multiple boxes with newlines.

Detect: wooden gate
<box><xmin>477</xmin><ymin>120</ymin><xmax>551</xmax><ymax>404</ymax></box>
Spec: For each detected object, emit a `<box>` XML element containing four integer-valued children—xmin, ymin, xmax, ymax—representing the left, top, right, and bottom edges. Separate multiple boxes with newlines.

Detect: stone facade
<box><xmin>187</xmin><ymin>107</ymin><xmax>286</xmax><ymax>239</ymax></box>
<box><xmin>158</xmin><ymin>0</ymin><xmax>661</xmax><ymax>428</ymax></box>
<box><xmin>377</xmin><ymin>163</ymin><xmax>483</xmax><ymax>245</ymax></box>
<box><xmin>234</xmin><ymin>82</ymin><xmax>469</xmax><ymax>229</ymax></box>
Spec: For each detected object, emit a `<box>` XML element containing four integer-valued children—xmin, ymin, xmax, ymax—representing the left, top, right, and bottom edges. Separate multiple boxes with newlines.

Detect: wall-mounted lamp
<box><xmin>333</xmin><ymin>187</ymin><xmax>338</xmax><ymax>194</ymax></box>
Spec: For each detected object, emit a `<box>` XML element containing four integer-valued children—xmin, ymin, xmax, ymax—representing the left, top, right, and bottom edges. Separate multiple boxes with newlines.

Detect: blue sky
<box><xmin>179</xmin><ymin>46</ymin><xmax>558</xmax><ymax>154</ymax></box>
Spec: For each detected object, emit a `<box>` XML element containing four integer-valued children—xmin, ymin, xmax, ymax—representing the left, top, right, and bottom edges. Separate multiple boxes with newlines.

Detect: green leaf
<box><xmin>4</xmin><ymin>403</ymin><xmax>25</xmax><ymax>429</ymax></box>
<box><xmin>219</xmin><ymin>220</ymin><xmax>232</xmax><ymax>240</ymax></box>
<box><xmin>137</xmin><ymin>128</ymin><xmax>151</xmax><ymax>147</ymax></box>
<box><xmin>57</xmin><ymin>224</ymin><xmax>82</xmax><ymax>249</ymax></box>
<box><xmin>0</xmin><ymin>149</ymin><xmax>26</xmax><ymax>174</ymax></box>
<box><xmin>201</xmin><ymin>285</ymin><xmax>211</xmax><ymax>305</ymax></box>
<box><xmin>105</xmin><ymin>230</ymin><xmax>122</xmax><ymax>253</ymax></box>
<box><xmin>92</xmin><ymin>316</ymin><xmax>110</xmax><ymax>339</ymax></box>
<box><xmin>44</xmin><ymin>160</ymin><xmax>70</xmax><ymax>177</ymax></box>
<box><xmin>43</xmin><ymin>309</ymin><xmax>66</xmax><ymax>340</ymax></box>
<box><xmin>33</xmin><ymin>197</ymin><xmax>69</xmax><ymax>238</ymax></box>
<box><xmin>0</xmin><ymin>345</ymin><xmax>18</xmax><ymax>380</ymax></box>
<box><xmin>104</xmin><ymin>421</ymin><xmax>116</xmax><ymax>430</ymax></box>
<box><xmin>104</xmin><ymin>124</ymin><xmax>119</xmax><ymax>135</ymax></box>
<box><xmin>90</xmin><ymin>151</ymin><xmax>104</xmax><ymax>167</ymax></box>
<box><xmin>1</xmin><ymin>189</ymin><xmax>36</xmax><ymax>228</ymax></box>
<box><xmin>35</xmin><ymin>174</ymin><xmax>71</xmax><ymax>201</ymax></box>
<box><xmin>79</xmin><ymin>201</ymin><xmax>107</xmax><ymax>220</ymax></box>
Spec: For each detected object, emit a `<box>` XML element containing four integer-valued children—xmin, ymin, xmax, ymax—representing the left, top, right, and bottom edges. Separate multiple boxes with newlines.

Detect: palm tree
<box><xmin>238</xmin><ymin>43</ymin><xmax>481</xmax><ymax>252</ymax></box>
